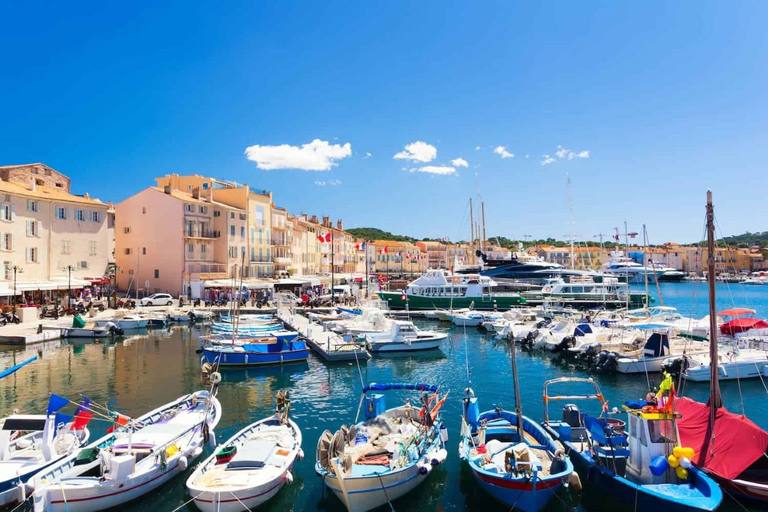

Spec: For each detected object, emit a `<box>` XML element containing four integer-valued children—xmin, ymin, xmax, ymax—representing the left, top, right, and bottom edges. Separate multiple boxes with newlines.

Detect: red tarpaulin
<box><xmin>716</xmin><ymin>308</ymin><xmax>756</xmax><ymax>316</ymax></box>
<box><xmin>719</xmin><ymin>318</ymin><xmax>768</xmax><ymax>335</ymax></box>
<box><xmin>675</xmin><ymin>396</ymin><xmax>768</xmax><ymax>480</ymax></box>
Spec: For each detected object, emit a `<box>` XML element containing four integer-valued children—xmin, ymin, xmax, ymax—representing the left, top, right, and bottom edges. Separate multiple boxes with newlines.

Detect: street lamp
<box><xmin>110</xmin><ymin>265</ymin><xmax>121</xmax><ymax>308</ymax></box>
<box><xmin>62</xmin><ymin>265</ymin><xmax>76</xmax><ymax>308</ymax></box>
<box><xmin>12</xmin><ymin>265</ymin><xmax>23</xmax><ymax>308</ymax></box>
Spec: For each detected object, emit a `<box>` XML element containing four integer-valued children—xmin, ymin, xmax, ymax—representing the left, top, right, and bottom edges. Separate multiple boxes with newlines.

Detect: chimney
<box><xmin>84</xmin><ymin>193</ymin><xmax>90</xmax><ymax>199</ymax></box>
<box><xmin>322</xmin><ymin>216</ymin><xmax>330</xmax><ymax>227</ymax></box>
<box><xmin>301</xmin><ymin>214</ymin><xmax>308</xmax><ymax>222</ymax></box>
<box><xmin>337</xmin><ymin>219</ymin><xmax>343</xmax><ymax>231</ymax></box>
<box><xmin>164</xmin><ymin>185</ymin><xmax>171</xmax><ymax>194</ymax></box>
<box><xmin>192</xmin><ymin>187</ymin><xmax>200</xmax><ymax>199</ymax></box>
<box><xmin>30</xmin><ymin>178</ymin><xmax>36</xmax><ymax>192</ymax></box>
<box><xmin>310</xmin><ymin>215</ymin><xmax>318</xmax><ymax>224</ymax></box>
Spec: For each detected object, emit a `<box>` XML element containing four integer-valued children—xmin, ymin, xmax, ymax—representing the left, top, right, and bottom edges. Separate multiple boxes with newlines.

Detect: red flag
<box><xmin>317</xmin><ymin>234</ymin><xmax>324</xmax><ymax>243</ymax></box>
<box><xmin>384</xmin><ymin>247</ymin><xmax>388</xmax><ymax>254</ymax></box>
<box><xmin>71</xmin><ymin>411</ymin><xmax>93</xmax><ymax>431</ymax></box>
<box><xmin>406</xmin><ymin>253</ymin><xmax>410</xmax><ymax>259</ymax></box>
<box><xmin>325</xmin><ymin>232</ymin><xmax>332</xmax><ymax>243</ymax></box>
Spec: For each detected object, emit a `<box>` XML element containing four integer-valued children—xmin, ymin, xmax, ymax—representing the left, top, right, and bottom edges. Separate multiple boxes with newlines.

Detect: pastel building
<box><xmin>0</xmin><ymin>163</ymin><xmax>110</xmax><ymax>300</ymax></box>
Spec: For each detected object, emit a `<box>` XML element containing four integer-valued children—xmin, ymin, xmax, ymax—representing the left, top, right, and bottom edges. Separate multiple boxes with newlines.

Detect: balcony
<box><xmin>275</xmin><ymin>256</ymin><xmax>291</xmax><ymax>265</ymax></box>
<box><xmin>183</xmin><ymin>229</ymin><xmax>220</xmax><ymax>239</ymax></box>
<box><xmin>186</xmin><ymin>262</ymin><xmax>229</xmax><ymax>280</ymax></box>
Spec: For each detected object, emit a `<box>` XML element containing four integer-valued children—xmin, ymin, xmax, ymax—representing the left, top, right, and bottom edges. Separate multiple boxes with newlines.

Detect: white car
<box><xmin>139</xmin><ymin>293</ymin><xmax>174</xmax><ymax>306</ymax></box>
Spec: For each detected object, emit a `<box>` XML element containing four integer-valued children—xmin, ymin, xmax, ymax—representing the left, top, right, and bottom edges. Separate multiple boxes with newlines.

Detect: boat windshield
<box><xmin>647</xmin><ymin>419</ymin><xmax>677</xmax><ymax>445</ymax></box>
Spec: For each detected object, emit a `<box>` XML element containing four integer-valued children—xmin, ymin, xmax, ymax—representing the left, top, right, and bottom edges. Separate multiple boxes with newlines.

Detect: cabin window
<box><xmin>648</xmin><ymin>419</ymin><xmax>676</xmax><ymax>444</ymax></box>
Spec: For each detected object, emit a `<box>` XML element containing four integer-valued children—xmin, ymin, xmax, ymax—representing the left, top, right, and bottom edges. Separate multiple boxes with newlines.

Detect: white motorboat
<box><xmin>315</xmin><ymin>383</ymin><xmax>448</xmax><ymax>512</ymax></box>
<box><xmin>187</xmin><ymin>392</ymin><xmax>302</xmax><ymax>512</ymax></box>
<box><xmin>667</xmin><ymin>345</ymin><xmax>768</xmax><ymax>382</ymax></box>
<box><xmin>61</xmin><ymin>325</ymin><xmax>124</xmax><ymax>338</ymax></box>
<box><xmin>602</xmin><ymin>251</ymin><xmax>667</xmax><ymax>284</ymax></box>
<box><xmin>94</xmin><ymin>315</ymin><xmax>149</xmax><ymax>330</ymax></box>
<box><xmin>615</xmin><ymin>331</ymin><xmax>708</xmax><ymax>374</ymax></box>
<box><xmin>325</xmin><ymin>308</ymin><xmax>390</xmax><ymax>336</ymax></box>
<box><xmin>0</xmin><ymin>409</ymin><xmax>90</xmax><ymax>508</ymax></box>
<box><xmin>365</xmin><ymin>320</ymin><xmax>446</xmax><ymax>352</ymax></box>
<box><xmin>33</xmin><ymin>390</ymin><xmax>222</xmax><ymax>512</ymax></box>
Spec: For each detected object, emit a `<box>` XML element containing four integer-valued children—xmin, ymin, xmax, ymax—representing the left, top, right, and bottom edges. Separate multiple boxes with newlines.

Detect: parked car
<box><xmin>139</xmin><ymin>293</ymin><xmax>174</xmax><ymax>306</ymax></box>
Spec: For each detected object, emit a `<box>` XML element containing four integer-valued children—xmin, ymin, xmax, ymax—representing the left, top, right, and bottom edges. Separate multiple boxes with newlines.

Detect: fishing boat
<box><xmin>541</xmin><ymin>377</ymin><xmax>722</xmax><ymax>512</ymax></box>
<box><xmin>378</xmin><ymin>270</ymin><xmax>526</xmax><ymax>311</ymax></box>
<box><xmin>199</xmin><ymin>331</ymin><xmax>300</xmax><ymax>349</ymax></box>
<box><xmin>94</xmin><ymin>315</ymin><xmax>149</xmax><ymax>330</ymax></box>
<box><xmin>32</xmin><ymin>389</ymin><xmax>222</xmax><ymax>512</ymax></box>
<box><xmin>0</xmin><ymin>395</ymin><xmax>90</xmax><ymax>507</ymax></box>
<box><xmin>365</xmin><ymin>320</ymin><xmax>447</xmax><ymax>353</ymax></box>
<box><xmin>315</xmin><ymin>382</ymin><xmax>448</xmax><ymax>512</ymax></box>
<box><xmin>201</xmin><ymin>338</ymin><xmax>309</xmax><ymax>367</ymax></box>
<box><xmin>186</xmin><ymin>391</ymin><xmax>302</xmax><ymax>512</ymax></box>
<box><xmin>526</xmin><ymin>276</ymin><xmax>649</xmax><ymax>309</ymax></box>
<box><xmin>672</xmin><ymin>190</ymin><xmax>768</xmax><ymax>504</ymax></box>
<box><xmin>459</xmin><ymin>336</ymin><xmax>573</xmax><ymax>512</ymax></box>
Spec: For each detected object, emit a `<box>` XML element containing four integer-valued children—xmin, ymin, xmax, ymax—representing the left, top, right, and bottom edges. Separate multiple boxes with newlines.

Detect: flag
<box><xmin>75</xmin><ymin>396</ymin><xmax>92</xmax><ymax>416</ymax></box>
<box><xmin>325</xmin><ymin>232</ymin><xmax>332</xmax><ymax>243</ymax></box>
<box><xmin>47</xmin><ymin>394</ymin><xmax>70</xmax><ymax>416</ymax></box>
<box><xmin>317</xmin><ymin>234</ymin><xmax>324</xmax><ymax>243</ymax></box>
<box><xmin>108</xmin><ymin>414</ymin><xmax>130</xmax><ymax>433</ymax></box>
<box><xmin>54</xmin><ymin>412</ymin><xmax>74</xmax><ymax>431</ymax></box>
<box><xmin>383</xmin><ymin>247</ymin><xmax>388</xmax><ymax>254</ymax></box>
<box><xmin>71</xmin><ymin>411</ymin><xmax>93</xmax><ymax>430</ymax></box>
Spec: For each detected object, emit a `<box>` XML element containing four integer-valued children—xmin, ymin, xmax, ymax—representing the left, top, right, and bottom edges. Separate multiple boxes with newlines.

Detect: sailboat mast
<box><xmin>510</xmin><ymin>338</ymin><xmax>524</xmax><ymax>438</ymax></box>
<box><xmin>469</xmin><ymin>198</ymin><xmax>475</xmax><ymax>265</ymax></box>
<box><xmin>643</xmin><ymin>225</ymin><xmax>649</xmax><ymax>314</ymax></box>
<box><xmin>481</xmin><ymin>202</ymin><xmax>487</xmax><ymax>256</ymax></box>
<box><xmin>706</xmin><ymin>190</ymin><xmax>722</xmax><ymax>408</ymax></box>
<box><xmin>567</xmin><ymin>173</ymin><xmax>574</xmax><ymax>269</ymax></box>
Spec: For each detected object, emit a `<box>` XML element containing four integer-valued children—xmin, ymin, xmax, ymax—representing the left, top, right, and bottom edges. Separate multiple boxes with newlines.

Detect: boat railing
<box><xmin>543</xmin><ymin>377</ymin><xmax>605</xmax><ymax>423</ymax></box>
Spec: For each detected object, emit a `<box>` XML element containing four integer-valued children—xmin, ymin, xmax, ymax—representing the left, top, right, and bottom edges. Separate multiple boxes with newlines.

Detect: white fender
<box><xmin>177</xmin><ymin>456</ymin><xmax>188</xmax><ymax>471</ymax></box>
<box><xmin>431</xmin><ymin>448</ymin><xmax>448</xmax><ymax>466</ymax></box>
<box><xmin>297</xmin><ymin>448</ymin><xmax>305</xmax><ymax>461</ymax></box>
<box><xmin>207</xmin><ymin>430</ymin><xmax>217</xmax><ymax>450</ymax></box>
<box><xmin>418</xmin><ymin>462</ymin><xmax>432</xmax><ymax>475</ymax></box>
<box><xmin>284</xmin><ymin>470</ymin><xmax>294</xmax><ymax>484</ymax></box>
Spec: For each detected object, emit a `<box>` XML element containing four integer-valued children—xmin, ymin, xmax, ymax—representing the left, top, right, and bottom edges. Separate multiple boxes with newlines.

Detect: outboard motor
<box><xmin>535</xmin><ymin>319</ymin><xmax>550</xmax><ymax>329</ymax></box>
<box><xmin>661</xmin><ymin>356</ymin><xmax>688</xmax><ymax>378</ymax></box>
<box><xmin>188</xmin><ymin>311</ymin><xmax>197</xmax><ymax>322</ymax></box>
<box><xmin>594</xmin><ymin>351</ymin><xmax>619</xmax><ymax>373</ymax></box>
<box><xmin>580</xmin><ymin>343</ymin><xmax>602</xmax><ymax>366</ymax></box>
<box><xmin>563</xmin><ymin>403</ymin><xmax>581</xmax><ymax>427</ymax></box>
<box><xmin>553</xmin><ymin>335</ymin><xmax>576</xmax><ymax>353</ymax></box>
<box><xmin>522</xmin><ymin>329</ymin><xmax>539</xmax><ymax>348</ymax></box>
<box><xmin>105</xmin><ymin>322</ymin><xmax>124</xmax><ymax>336</ymax></box>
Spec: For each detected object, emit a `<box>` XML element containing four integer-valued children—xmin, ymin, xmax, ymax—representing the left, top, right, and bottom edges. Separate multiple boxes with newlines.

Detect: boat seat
<box><xmin>583</xmin><ymin>416</ymin><xmax>628</xmax><ymax>447</ymax></box>
<box><xmin>227</xmin><ymin>439</ymin><xmax>276</xmax><ymax>469</ymax></box>
<box><xmin>350</xmin><ymin>464</ymin><xmax>390</xmax><ymax>476</ymax></box>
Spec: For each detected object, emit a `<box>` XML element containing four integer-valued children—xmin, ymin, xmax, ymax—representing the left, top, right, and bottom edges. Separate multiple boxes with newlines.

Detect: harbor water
<box><xmin>1</xmin><ymin>281</ymin><xmax>767</xmax><ymax>511</ymax></box>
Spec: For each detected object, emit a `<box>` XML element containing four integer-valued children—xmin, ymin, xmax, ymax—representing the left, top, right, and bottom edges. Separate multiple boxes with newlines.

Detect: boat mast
<box><xmin>567</xmin><ymin>173</ymin><xmax>575</xmax><ymax>269</ymax></box>
<box><xmin>469</xmin><ymin>198</ymin><xmax>475</xmax><ymax>266</ymax></box>
<box><xmin>706</xmin><ymin>190</ymin><xmax>723</xmax><ymax>409</ymax></box>
<box><xmin>510</xmin><ymin>337</ymin><xmax>525</xmax><ymax>439</ymax></box>
<box><xmin>643</xmin><ymin>225</ymin><xmax>649</xmax><ymax>314</ymax></box>
<box><xmin>481</xmin><ymin>202</ymin><xmax>487</xmax><ymax>258</ymax></box>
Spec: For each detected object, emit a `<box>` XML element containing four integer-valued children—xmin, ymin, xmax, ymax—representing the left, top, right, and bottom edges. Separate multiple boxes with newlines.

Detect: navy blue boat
<box><xmin>202</xmin><ymin>339</ymin><xmax>309</xmax><ymax>367</ymax></box>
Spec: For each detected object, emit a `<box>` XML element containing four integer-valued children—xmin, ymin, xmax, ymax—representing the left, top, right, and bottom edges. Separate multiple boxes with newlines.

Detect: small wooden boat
<box><xmin>541</xmin><ymin>377</ymin><xmax>722</xmax><ymax>512</ymax></box>
<box><xmin>201</xmin><ymin>339</ymin><xmax>309</xmax><ymax>367</ymax></box>
<box><xmin>94</xmin><ymin>315</ymin><xmax>149</xmax><ymax>330</ymax></box>
<box><xmin>187</xmin><ymin>391</ymin><xmax>303</xmax><ymax>512</ymax></box>
<box><xmin>61</xmin><ymin>325</ymin><xmax>124</xmax><ymax>338</ymax></box>
<box><xmin>32</xmin><ymin>390</ymin><xmax>221</xmax><ymax>512</ymax></box>
<box><xmin>0</xmin><ymin>400</ymin><xmax>90</xmax><ymax>507</ymax></box>
<box><xmin>315</xmin><ymin>382</ymin><xmax>448</xmax><ymax>512</ymax></box>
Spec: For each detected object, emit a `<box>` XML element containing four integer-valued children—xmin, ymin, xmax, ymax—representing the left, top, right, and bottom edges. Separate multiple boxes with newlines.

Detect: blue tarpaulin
<box><xmin>363</xmin><ymin>383</ymin><xmax>439</xmax><ymax>393</ymax></box>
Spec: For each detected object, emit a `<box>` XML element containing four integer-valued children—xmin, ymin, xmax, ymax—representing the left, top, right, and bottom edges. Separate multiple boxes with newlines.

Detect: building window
<box><xmin>154</xmin><ymin>269</ymin><xmax>160</xmax><ymax>278</ymax></box>
<box><xmin>202</xmin><ymin>183</ymin><xmax>209</xmax><ymax>190</ymax></box>
<box><xmin>201</xmin><ymin>244</ymin><xmax>207</xmax><ymax>255</ymax></box>
<box><xmin>199</xmin><ymin>206</ymin><xmax>208</xmax><ymax>214</ymax></box>
<box><xmin>2</xmin><ymin>233</ymin><xmax>12</xmax><ymax>251</ymax></box>
<box><xmin>78</xmin><ymin>261</ymin><xmax>88</xmax><ymax>269</ymax></box>
<box><xmin>142</xmin><ymin>247</ymin><xmax>146</xmax><ymax>255</ymax></box>
<box><xmin>239</xmin><ymin>213</ymin><xmax>246</xmax><ymax>221</ymax></box>
<box><xmin>240</xmin><ymin>226</ymin><xmax>245</xmax><ymax>238</ymax></box>
<box><xmin>27</xmin><ymin>200</ymin><xmax>40</xmax><ymax>212</ymax></box>
<box><xmin>125</xmin><ymin>248</ymin><xmax>132</xmax><ymax>255</ymax></box>
<box><xmin>56</xmin><ymin>207</ymin><xmax>67</xmax><ymax>220</ymax></box>
<box><xmin>91</xmin><ymin>210</ymin><xmax>101</xmax><ymax>222</ymax></box>
<box><xmin>27</xmin><ymin>220</ymin><xmax>40</xmax><ymax>237</ymax></box>
<box><xmin>213</xmin><ymin>209</ymin><xmax>220</xmax><ymax>217</ymax></box>
<box><xmin>188</xmin><ymin>243</ymin><xmax>194</xmax><ymax>254</ymax></box>
<box><xmin>185</xmin><ymin>204</ymin><xmax>193</xmax><ymax>213</ymax></box>
<box><xmin>258</xmin><ymin>228</ymin><xmax>263</xmax><ymax>244</ymax></box>
<box><xmin>230</xmin><ymin>225</ymin><xmax>235</xmax><ymax>237</ymax></box>
<box><xmin>27</xmin><ymin>247</ymin><xmax>38</xmax><ymax>263</ymax></box>
<box><xmin>89</xmin><ymin>241</ymin><xmax>97</xmax><ymax>256</ymax></box>
<box><xmin>62</xmin><ymin>240</ymin><xmax>71</xmax><ymax>254</ymax></box>
<box><xmin>75</xmin><ymin>209</ymin><xmax>85</xmax><ymax>221</ymax></box>
<box><xmin>124</xmin><ymin>227</ymin><xmax>131</xmax><ymax>234</ymax></box>
<box><xmin>1</xmin><ymin>204</ymin><xmax>13</xmax><ymax>221</ymax></box>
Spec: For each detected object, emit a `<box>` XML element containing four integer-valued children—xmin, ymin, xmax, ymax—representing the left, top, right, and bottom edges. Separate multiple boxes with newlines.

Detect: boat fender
<box><xmin>210</xmin><ymin>372</ymin><xmax>222</xmax><ymax>385</ymax></box>
<box><xmin>567</xmin><ymin>472</ymin><xmax>582</xmax><ymax>491</ymax></box>
<box><xmin>192</xmin><ymin>447</ymin><xmax>203</xmax><ymax>459</ymax></box>
<box><xmin>297</xmin><ymin>448</ymin><xmax>305</xmax><ymax>461</ymax></box>
<box><xmin>285</xmin><ymin>470</ymin><xmax>294</xmax><ymax>484</ymax></box>
<box><xmin>439</xmin><ymin>424</ymin><xmax>448</xmax><ymax>443</ymax></box>
<box><xmin>679</xmin><ymin>457</ymin><xmax>692</xmax><ymax>469</ymax></box>
<box><xmin>418</xmin><ymin>463</ymin><xmax>432</xmax><ymax>475</ymax></box>
<box><xmin>543</xmin><ymin>286</ymin><xmax>553</xmax><ymax>293</ymax></box>
<box><xmin>15</xmin><ymin>482</ymin><xmax>25</xmax><ymax>504</ymax></box>
<box><xmin>206</xmin><ymin>430</ymin><xmax>217</xmax><ymax>450</ymax></box>
<box><xmin>178</xmin><ymin>456</ymin><xmax>188</xmax><ymax>471</ymax></box>
<box><xmin>431</xmin><ymin>448</ymin><xmax>448</xmax><ymax>466</ymax></box>
<box><xmin>649</xmin><ymin>455</ymin><xmax>669</xmax><ymax>476</ymax></box>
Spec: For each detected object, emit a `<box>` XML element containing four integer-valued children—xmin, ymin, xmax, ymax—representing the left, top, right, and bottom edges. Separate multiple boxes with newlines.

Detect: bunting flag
<box><xmin>54</xmin><ymin>412</ymin><xmax>74</xmax><ymax>431</ymax></box>
<box><xmin>107</xmin><ymin>414</ymin><xmax>130</xmax><ymax>433</ymax></box>
<box><xmin>317</xmin><ymin>233</ymin><xmax>324</xmax><ymax>243</ymax></box>
<box><xmin>47</xmin><ymin>394</ymin><xmax>70</xmax><ymax>416</ymax></box>
<box><xmin>384</xmin><ymin>246</ymin><xmax>388</xmax><ymax>254</ymax></box>
<box><xmin>71</xmin><ymin>411</ymin><xmax>93</xmax><ymax>431</ymax></box>
<box><xmin>325</xmin><ymin>232</ymin><xmax>332</xmax><ymax>243</ymax></box>
<box><xmin>75</xmin><ymin>396</ymin><xmax>92</xmax><ymax>416</ymax></box>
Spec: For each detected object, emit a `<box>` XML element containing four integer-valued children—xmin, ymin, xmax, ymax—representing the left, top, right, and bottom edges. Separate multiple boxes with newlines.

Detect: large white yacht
<box><xmin>602</xmin><ymin>251</ymin><xmax>668</xmax><ymax>283</ymax></box>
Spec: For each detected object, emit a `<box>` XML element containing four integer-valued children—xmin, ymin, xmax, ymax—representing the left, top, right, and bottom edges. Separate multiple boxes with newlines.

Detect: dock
<box><xmin>278</xmin><ymin>310</ymin><xmax>371</xmax><ymax>362</ymax></box>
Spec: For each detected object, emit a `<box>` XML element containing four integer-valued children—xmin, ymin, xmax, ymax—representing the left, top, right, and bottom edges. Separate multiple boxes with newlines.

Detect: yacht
<box><xmin>474</xmin><ymin>251</ymin><xmax>600</xmax><ymax>285</ymax></box>
<box><xmin>602</xmin><ymin>251</ymin><xmax>667</xmax><ymax>284</ymax></box>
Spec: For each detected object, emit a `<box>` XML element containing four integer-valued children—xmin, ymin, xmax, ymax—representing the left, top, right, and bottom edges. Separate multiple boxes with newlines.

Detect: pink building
<box><xmin>115</xmin><ymin>186</ymin><xmax>247</xmax><ymax>298</ymax></box>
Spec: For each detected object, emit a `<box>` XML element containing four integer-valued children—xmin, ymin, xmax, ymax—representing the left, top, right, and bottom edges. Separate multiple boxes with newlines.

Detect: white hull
<box><xmin>452</xmin><ymin>317</ymin><xmax>483</xmax><ymax>327</ymax></box>
<box><xmin>616</xmin><ymin>356</ymin><xmax>667</xmax><ymax>374</ymax></box>
<box><xmin>61</xmin><ymin>328</ymin><xmax>115</xmax><ymax>338</ymax></box>
<box><xmin>95</xmin><ymin>318</ymin><xmax>149</xmax><ymax>329</ymax></box>
<box><xmin>684</xmin><ymin>359</ymin><xmax>768</xmax><ymax>381</ymax></box>
<box><xmin>367</xmin><ymin>336</ymin><xmax>444</xmax><ymax>352</ymax></box>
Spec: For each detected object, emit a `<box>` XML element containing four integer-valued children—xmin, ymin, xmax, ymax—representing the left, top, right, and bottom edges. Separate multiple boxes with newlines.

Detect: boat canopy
<box><xmin>719</xmin><ymin>317</ymin><xmax>768</xmax><ymax>335</ymax></box>
<box><xmin>363</xmin><ymin>383</ymin><xmax>439</xmax><ymax>393</ymax></box>
<box><xmin>676</xmin><ymin>397</ymin><xmax>768</xmax><ymax>480</ymax></box>
<box><xmin>716</xmin><ymin>307</ymin><xmax>756</xmax><ymax>316</ymax></box>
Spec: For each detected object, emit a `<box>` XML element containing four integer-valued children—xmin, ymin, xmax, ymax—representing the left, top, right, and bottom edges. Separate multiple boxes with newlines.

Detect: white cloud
<box><xmin>525</xmin><ymin>154</ymin><xmax>530</xmax><ymax>159</ymax></box>
<box><xmin>393</xmin><ymin>141</ymin><xmax>437</xmax><ymax>163</ymax></box>
<box><xmin>541</xmin><ymin>155</ymin><xmax>556</xmax><ymax>166</ymax></box>
<box><xmin>475</xmin><ymin>146</ymin><xmax>481</xmax><ymax>151</ymax></box>
<box><xmin>244</xmin><ymin>139</ymin><xmax>352</xmax><ymax>171</ymax></box>
<box><xmin>314</xmin><ymin>179</ymin><xmax>342</xmax><ymax>186</ymax></box>
<box><xmin>555</xmin><ymin>145</ymin><xmax>590</xmax><ymax>160</ymax></box>
<box><xmin>494</xmin><ymin>146</ymin><xmax>514</xmax><ymax>159</ymax></box>
<box><xmin>363</xmin><ymin>152</ymin><xmax>372</xmax><ymax>159</ymax></box>
<box><xmin>451</xmin><ymin>157</ymin><xmax>469</xmax><ymax>168</ymax></box>
<box><xmin>409</xmin><ymin>165</ymin><xmax>456</xmax><ymax>175</ymax></box>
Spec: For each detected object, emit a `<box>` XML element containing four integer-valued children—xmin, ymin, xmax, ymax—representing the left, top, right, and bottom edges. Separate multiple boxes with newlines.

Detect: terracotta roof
<box><xmin>0</xmin><ymin>179</ymin><xmax>107</xmax><ymax>206</ymax></box>
<box><xmin>150</xmin><ymin>187</ymin><xmax>246</xmax><ymax>211</ymax></box>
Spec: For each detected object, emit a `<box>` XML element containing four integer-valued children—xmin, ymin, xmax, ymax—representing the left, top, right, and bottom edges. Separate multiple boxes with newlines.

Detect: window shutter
<box><xmin>10</xmin><ymin>205</ymin><xmax>15</xmax><ymax>221</ymax></box>
<box><xmin>36</xmin><ymin>201</ymin><xmax>41</xmax><ymax>212</ymax></box>
<box><xmin>26</xmin><ymin>248</ymin><xmax>31</xmax><ymax>263</ymax></box>
<box><xmin>26</xmin><ymin>221</ymin><xmax>32</xmax><ymax>236</ymax></box>
<box><xmin>8</xmin><ymin>234</ymin><xmax>12</xmax><ymax>251</ymax></box>
<box><xmin>37</xmin><ymin>221</ymin><xmax>41</xmax><ymax>237</ymax></box>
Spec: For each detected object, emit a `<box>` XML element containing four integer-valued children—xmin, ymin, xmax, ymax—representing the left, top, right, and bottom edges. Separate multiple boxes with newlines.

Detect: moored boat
<box><xmin>201</xmin><ymin>339</ymin><xmax>309</xmax><ymax>366</ymax></box>
<box><xmin>365</xmin><ymin>320</ymin><xmax>446</xmax><ymax>353</ymax></box>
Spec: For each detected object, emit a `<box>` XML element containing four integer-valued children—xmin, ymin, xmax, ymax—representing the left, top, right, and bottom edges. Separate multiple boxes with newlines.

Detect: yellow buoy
<box><xmin>166</xmin><ymin>444</ymin><xmax>179</xmax><ymax>458</ymax></box>
<box><xmin>673</xmin><ymin>446</ymin><xmax>684</xmax><ymax>458</ymax></box>
<box><xmin>675</xmin><ymin>466</ymin><xmax>689</xmax><ymax>480</ymax></box>
<box><xmin>679</xmin><ymin>447</ymin><xmax>695</xmax><ymax>459</ymax></box>
<box><xmin>667</xmin><ymin>454</ymin><xmax>680</xmax><ymax>468</ymax></box>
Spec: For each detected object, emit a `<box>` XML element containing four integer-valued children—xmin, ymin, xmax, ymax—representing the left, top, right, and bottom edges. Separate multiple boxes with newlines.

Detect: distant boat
<box><xmin>364</xmin><ymin>320</ymin><xmax>446</xmax><ymax>353</ymax></box>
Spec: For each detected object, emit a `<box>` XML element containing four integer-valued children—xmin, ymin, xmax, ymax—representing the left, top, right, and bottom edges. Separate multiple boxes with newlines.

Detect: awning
<box><xmin>676</xmin><ymin>396</ymin><xmax>768</xmax><ymax>480</ymax></box>
<box><xmin>720</xmin><ymin>317</ymin><xmax>768</xmax><ymax>335</ymax></box>
<box><xmin>276</xmin><ymin>278</ymin><xmax>310</xmax><ymax>286</ymax></box>
<box><xmin>0</xmin><ymin>287</ymin><xmax>20</xmax><ymax>297</ymax></box>
<box><xmin>14</xmin><ymin>278</ymin><xmax>91</xmax><ymax>292</ymax></box>
<box><xmin>717</xmin><ymin>308</ymin><xmax>756</xmax><ymax>316</ymax></box>
<box><xmin>203</xmin><ymin>279</ymin><xmax>274</xmax><ymax>290</ymax></box>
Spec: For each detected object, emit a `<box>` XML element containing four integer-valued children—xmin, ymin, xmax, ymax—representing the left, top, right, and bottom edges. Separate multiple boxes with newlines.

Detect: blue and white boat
<box><xmin>315</xmin><ymin>383</ymin><xmax>448</xmax><ymax>512</ymax></box>
<box><xmin>219</xmin><ymin>314</ymin><xmax>275</xmax><ymax>324</ymax></box>
<box><xmin>459</xmin><ymin>337</ymin><xmax>573</xmax><ymax>512</ymax></box>
<box><xmin>211</xmin><ymin>322</ymin><xmax>283</xmax><ymax>333</ymax></box>
<box><xmin>202</xmin><ymin>339</ymin><xmax>309</xmax><ymax>367</ymax></box>
<box><xmin>200</xmin><ymin>331</ymin><xmax>299</xmax><ymax>349</ymax></box>
<box><xmin>541</xmin><ymin>377</ymin><xmax>722</xmax><ymax>512</ymax></box>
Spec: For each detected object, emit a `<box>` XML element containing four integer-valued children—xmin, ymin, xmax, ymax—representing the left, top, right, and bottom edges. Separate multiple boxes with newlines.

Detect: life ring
<box><xmin>543</xmin><ymin>286</ymin><xmax>553</xmax><ymax>293</ymax></box>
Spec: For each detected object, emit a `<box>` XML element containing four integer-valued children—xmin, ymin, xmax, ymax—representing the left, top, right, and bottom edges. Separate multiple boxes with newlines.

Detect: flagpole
<box><xmin>364</xmin><ymin>241</ymin><xmax>369</xmax><ymax>300</ymax></box>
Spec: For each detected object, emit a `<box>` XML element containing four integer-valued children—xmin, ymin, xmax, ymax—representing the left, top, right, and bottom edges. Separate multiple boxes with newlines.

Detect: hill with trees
<box><xmin>345</xmin><ymin>227</ymin><xmax>417</xmax><ymax>242</ymax></box>
<box><xmin>721</xmin><ymin>231</ymin><xmax>768</xmax><ymax>248</ymax></box>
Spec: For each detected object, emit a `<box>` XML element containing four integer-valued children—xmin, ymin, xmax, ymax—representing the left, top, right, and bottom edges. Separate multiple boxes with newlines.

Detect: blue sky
<box><xmin>2</xmin><ymin>1</ymin><xmax>767</xmax><ymax>244</ymax></box>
